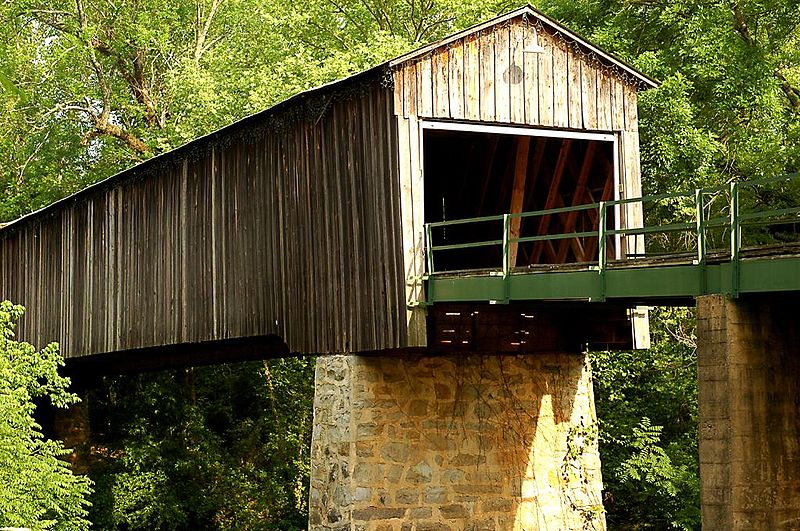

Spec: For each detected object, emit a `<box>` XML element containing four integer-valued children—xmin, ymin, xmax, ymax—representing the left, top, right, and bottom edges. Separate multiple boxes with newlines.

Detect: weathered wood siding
<box><xmin>0</xmin><ymin>77</ymin><xmax>406</xmax><ymax>359</ymax></box>
<box><xmin>393</xmin><ymin>14</ymin><xmax>645</xmax><ymax>333</ymax></box>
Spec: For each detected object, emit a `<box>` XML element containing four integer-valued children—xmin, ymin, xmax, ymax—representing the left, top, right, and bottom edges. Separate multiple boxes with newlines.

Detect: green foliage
<box><xmin>0</xmin><ymin>301</ymin><xmax>92</xmax><ymax>530</ymax></box>
<box><xmin>590</xmin><ymin>308</ymin><xmax>700</xmax><ymax>530</ymax></box>
<box><xmin>86</xmin><ymin>358</ymin><xmax>315</xmax><ymax>530</ymax></box>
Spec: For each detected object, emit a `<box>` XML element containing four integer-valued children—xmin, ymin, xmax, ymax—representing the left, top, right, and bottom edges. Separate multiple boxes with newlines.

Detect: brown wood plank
<box><xmin>611</xmin><ymin>77</ymin><xmax>625</xmax><ymax>130</ymax></box>
<box><xmin>405</xmin><ymin>61</ymin><xmax>418</xmax><ymax>117</ymax></box>
<box><xmin>623</xmin><ymin>85</ymin><xmax>639</xmax><ymax>132</ymax></box>
<box><xmin>508</xmin><ymin>137</ymin><xmax>531</xmax><ymax>267</ymax></box>
<box><xmin>479</xmin><ymin>29</ymin><xmax>496</xmax><ymax>121</ymax></box>
<box><xmin>448</xmin><ymin>43</ymin><xmax>465</xmax><ymax>119</ymax></box>
<box><xmin>537</xmin><ymin>31</ymin><xmax>554</xmax><ymax>126</ymax></box>
<box><xmin>419</xmin><ymin>56</ymin><xmax>433</xmax><ymax>117</ymax></box>
<box><xmin>523</xmin><ymin>24</ymin><xmax>540</xmax><ymax>125</ymax></box>
<box><xmin>567</xmin><ymin>49</ymin><xmax>583</xmax><ymax>128</ymax></box>
<box><xmin>552</xmin><ymin>40</ymin><xmax>569</xmax><ymax>128</ymax></box>
<box><xmin>432</xmin><ymin>48</ymin><xmax>449</xmax><ymax>117</ymax></box>
<box><xmin>582</xmin><ymin>57</ymin><xmax>598</xmax><ymax>129</ymax></box>
<box><xmin>494</xmin><ymin>25</ymin><xmax>511</xmax><ymax>122</ymax></box>
<box><xmin>597</xmin><ymin>70</ymin><xmax>612</xmax><ymax>130</ymax></box>
<box><xmin>510</xmin><ymin>20</ymin><xmax>525</xmax><ymax>123</ymax></box>
<box><xmin>394</xmin><ymin>68</ymin><xmax>405</xmax><ymax>117</ymax></box>
<box><xmin>463</xmin><ymin>34</ymin><xmax>480</xmax><ymax>120</ymax></box>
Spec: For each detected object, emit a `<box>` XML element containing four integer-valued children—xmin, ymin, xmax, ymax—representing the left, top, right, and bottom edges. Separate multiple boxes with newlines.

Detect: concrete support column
<box><xmin>697</xmin><ymin>294</ymin><xmax>800</xmax><ymax>530</ymax></box>
<box><xmin>309</xmin><ymin>353</ymin><xmax>606</xmax><ymax>530</ymax></box>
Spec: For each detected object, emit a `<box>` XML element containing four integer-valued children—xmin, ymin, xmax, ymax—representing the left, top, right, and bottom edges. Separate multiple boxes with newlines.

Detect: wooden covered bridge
<box><xmin>0</xmin><ymin>6</ymin><xmax>655</xmax><ymax>370</ymax></box>
<box><xmin>2</xmin><ymin>6</ymin><xmax>799</xmax><ymax>530</ymax></box>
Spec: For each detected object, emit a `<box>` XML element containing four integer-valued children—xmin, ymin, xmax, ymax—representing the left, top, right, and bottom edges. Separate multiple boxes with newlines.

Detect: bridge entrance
<box><xmin>422</xmin><ymin>122</ymin><xmax>619</xmax><ymax>272</ymax></box>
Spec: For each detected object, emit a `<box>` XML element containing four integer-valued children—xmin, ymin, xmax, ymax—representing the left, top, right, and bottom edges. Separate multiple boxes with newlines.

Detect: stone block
<box><xmin>480</xmin><ymin>498</ymin><xmax>513</xmax><ymax>512</ymax></box>
<box><xmin>394</xmin><ymin>488</ymin><xmax>419</xmax><ymax>505</ymax></box>
<box><xmin>409</xmin><ymin>507</ymin><xmax>433</xmax><ymax>519</ymax></box>
<box><xmin>424</xmin><ymin>486</ymin><xmax>448</xmax><ymax>504</ymax></box>
<box><xmin>439</xmin><ymin>503</ymin><xmax>470</xmax><ymax>519</ymax></box>
<box><xmin>405</xmin><ymin>461</ymin><xmax>433</xmax><ymax>484</ymax></box>
<box><xmin>352</xmin><ymin>507</ymin><xmax>407</xmax><ymax>521</ymax></box>
<box><xmin>380</xmin><ymin>442</ymin><xmax>410</xmax><ymax>463</ymax></box>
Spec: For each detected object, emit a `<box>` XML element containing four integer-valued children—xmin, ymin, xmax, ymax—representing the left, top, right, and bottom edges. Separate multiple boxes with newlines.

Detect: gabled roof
<box><xmin>389</xmin><ymin>5</ymin><xmax>658</xmax><ymax>90</ymax></box>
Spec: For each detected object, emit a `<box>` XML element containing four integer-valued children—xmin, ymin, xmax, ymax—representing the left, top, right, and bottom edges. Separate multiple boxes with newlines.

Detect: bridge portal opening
<box><xmin>423</xmin><ymin>123</ymin><xmax>618</xmax><ymax>273</ymax></box>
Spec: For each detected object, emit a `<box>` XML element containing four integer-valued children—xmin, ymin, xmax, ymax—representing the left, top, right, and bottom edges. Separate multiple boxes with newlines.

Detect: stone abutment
<box><xmin>309</xmin><ymin>353</ymin><xmax>606</xmax><ymax>530</ymax></box>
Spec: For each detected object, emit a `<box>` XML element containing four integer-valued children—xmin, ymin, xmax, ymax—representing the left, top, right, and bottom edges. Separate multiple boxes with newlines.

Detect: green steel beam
<box><xmin>426</xmin><ymin>256</ymin><xmax>800</xmax><ymax>305</ymax></box>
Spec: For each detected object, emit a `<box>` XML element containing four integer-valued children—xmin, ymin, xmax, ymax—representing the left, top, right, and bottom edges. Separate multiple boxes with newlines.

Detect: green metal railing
<box><xmin>423</xmin><ymin>173</ymin><xmax>800</xmax><ymax>304</ymax></box>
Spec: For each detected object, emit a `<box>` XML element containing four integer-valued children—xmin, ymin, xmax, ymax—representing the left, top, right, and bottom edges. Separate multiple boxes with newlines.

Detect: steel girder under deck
<box><xmin>427</xmin><ymin>255</ymin><xmax>800</xmax><ymax>306</ymax></box>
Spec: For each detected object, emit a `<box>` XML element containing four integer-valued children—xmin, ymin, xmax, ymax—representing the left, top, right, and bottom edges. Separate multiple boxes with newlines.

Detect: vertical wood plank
<box><xmin>567</xmin><ymin>49</ymin><xmax>583</xmax><ymax>128</ymax></box>
<box><xmin>537</xmin><ymin>31</ymin><xmax>554</xmax><ymax>126</ymax></box>
<box><xmin>522</xmin><ymin>25</ymin><xmax>540</xmax><ymax>125</ymax></box>
<box><xmin>479</xmin><ymin>29</ymin><xmax>496</xmax><ymax>121</ymax></box>
<box><xmin>494</xmin><ymin>25</ymin><xmax>511</xmax><ymax>122</ymax></box>
<box><xmin>552</xmin><ymin>39</ymin><xmax>569</xmax><ymax>128</ymax></box>
<box><xmin>448</xmin><ymin>42</ymin><xmax>465</xmax><ymax>120</ymax></box>
<box><xmin>510</xmin><ymin>20</ymin><xmax>526</xmax><ymax>123</ymax></box>
<box><xmin>623</xmin><ymin>85</ymin><xmax>639</xmax><ymax>132</ymax></box>
<box><xmin>622</xmin><ymin>130</ymin><xmax>644</xmax><ymax>256</ymax></box>
<box><xmin>394</xmin><ymin>68</ymin><xmax>405</xmax><ymax>117</ymax></box>
<box><xmin>407</xmin><ymin>114</ymin><xmax>426</xmax><ymax>346</ymax></box>
<box><xmin>581</xmin><ymin>57</ymin><xmax>598</xmax><ymax>129</ymax></box>
<box><xmin>464</xmin><ymin>34</ymin><xmax>480</xmax><ymax>120</ymax></box>
<box><xmin>418</xmin><ymin>56</ymin><xmax>433</xmax><ymax>117</ymax></box>
<box><xmin>611</xmin><ymin>78</ymin><xmax>625</xmax><ymax>130</ymax></box>
<box><xmin>404</xmin><ymin>61</ymin><xmax>417</xmax><ymax>117</ymax></box>
<box><xmin>432</xmin><ymin>48</ymin><xmax>449</xmax><ymax>117</ymax></box>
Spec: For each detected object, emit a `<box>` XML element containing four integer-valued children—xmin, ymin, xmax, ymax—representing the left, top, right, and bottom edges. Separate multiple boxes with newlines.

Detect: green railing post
<box><xmin>696</xmin><ymin>188</ymin><xmax>707</xmax><ymax>295</ymax></box>
<box><xmin>501</xmin><ymin>214</ymin><xmax>510</xmax><ymax>303</ymax></box>
<box><xmin>425</xmin><ymin>223</ymin><xmax>435</xmax><ymax>276</ymax></box>
<box><xmin>695</xmin><ymin>189</ymin><xmax>705</xmax><ymax>264</ymax></box>
<box><xmin>425</xmin><ymin>223</ymin><xmax>435</xmax><ymax>304</ymax></box>
<box><xmin>597</xmin><ymin>201</ymin><xmax>607</xmax><ymax>301</ymax></box>
<box><xmin>730</xmin><ymin>181</ymin><xmax>740</xmax><ymax>297</ymax></box>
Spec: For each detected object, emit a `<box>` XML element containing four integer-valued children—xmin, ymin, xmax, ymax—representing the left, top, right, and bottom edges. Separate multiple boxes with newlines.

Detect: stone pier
<box><xmin>697</xmin><ymin>294</ymin><xmax>800</xmax><ymax>530</ymax></box>
<box><xmin>309</xmin><ymin>353</ymin><xmax>605</xmax><ymax>530</ymax></box>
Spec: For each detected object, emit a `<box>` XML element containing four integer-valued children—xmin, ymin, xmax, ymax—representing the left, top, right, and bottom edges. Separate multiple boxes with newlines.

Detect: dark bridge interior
<box><xmin>423</xmin><ymin>129</ymin><xmax>616</xmax><ymax>272</ymax></box>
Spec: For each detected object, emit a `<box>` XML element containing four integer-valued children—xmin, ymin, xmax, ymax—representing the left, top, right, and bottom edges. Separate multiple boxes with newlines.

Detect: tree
<box><xmin>0</xmin><ymin>301</ymin><xmax>92</xmax><ymax>530</ymax></box>
<box><xmin>86</xmin><ymin>358</ymin><xmax>315</xmax><ymax>530</ymax></box>
<box><xmin>590</xmin><ymin>308</ymin><xmax>700</xmax><ymax>530</ymax></box>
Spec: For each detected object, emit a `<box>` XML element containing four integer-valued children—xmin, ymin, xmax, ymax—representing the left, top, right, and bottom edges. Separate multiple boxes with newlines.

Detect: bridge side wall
<box><xmin>697</xmin><ymin>294</ymin><xmax>800</xmax><ymax>530</ymax></box>
<box><xmin>309</xmin><ymin>353</ymin><xmax>605</xmax><ymax>530</ymax></box>
<box><xmin>0</xmin><ymin>76</ymin><xmax>407</xmax><ymax>359</ymax></box>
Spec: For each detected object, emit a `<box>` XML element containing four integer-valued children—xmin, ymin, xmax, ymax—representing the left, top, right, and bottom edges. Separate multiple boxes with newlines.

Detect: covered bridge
<box><xmin>0</xmin><ymin>6</ymin><xmax>656</xmax><ymax>370</ymax></box>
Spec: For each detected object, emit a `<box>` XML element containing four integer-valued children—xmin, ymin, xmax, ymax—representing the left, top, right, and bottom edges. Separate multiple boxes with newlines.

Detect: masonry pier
<box><xmin>309</xmin><ymin>353</ymin><xmax>606</xmax><ymax>530</ymax></box>
<box><xmin>697</xmin><ymin>294</ymin><xmax>800</xmax><ymax>530</ymax></box>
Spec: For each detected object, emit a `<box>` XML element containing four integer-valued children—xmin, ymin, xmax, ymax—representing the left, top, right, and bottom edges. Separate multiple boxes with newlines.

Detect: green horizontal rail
<box><xmin>420</xmin><ymin>173</ymin><xmax>800</xmax><ymax>305</ymax></box>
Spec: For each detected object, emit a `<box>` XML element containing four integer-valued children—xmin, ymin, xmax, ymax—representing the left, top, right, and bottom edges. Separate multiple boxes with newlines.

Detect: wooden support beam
<box><xmin>531</xmin><ymin>139</ymin><xmax>573</xmax><ymax>263</ymax></box>
<box><xmin>556</xmin><ymin>142</ymin><xmax>597</xmax><ymax>263</ymax></box>
<box><xmin>508</xmin><ymin>137</ymin><xmax>531</xmax><ymax>268</ymax></box>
